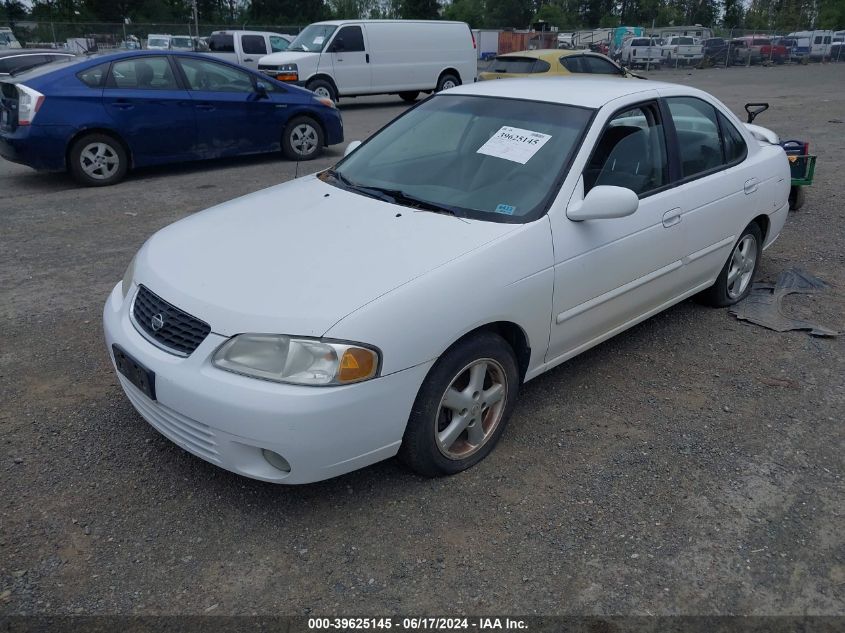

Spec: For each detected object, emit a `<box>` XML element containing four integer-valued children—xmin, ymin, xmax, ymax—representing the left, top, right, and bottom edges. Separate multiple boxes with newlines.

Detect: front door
<box><xmin>174</xmin><ymin>56</ymin><xmax>275</xmax><ymax>158</ymax></box>
<box><xmin>326</xmin><ymin>25</ymin><xmax>371</xmax><ymax>95</ymax></box>
<box><xmin>102</xmin><ymin>55</ymin><xmax>196</xmax><ymax>161</ymax></box>
<box><xmin>547</xmin><ymin>101</ymin><xmax>689</xmax><ymax>363</ymax></box>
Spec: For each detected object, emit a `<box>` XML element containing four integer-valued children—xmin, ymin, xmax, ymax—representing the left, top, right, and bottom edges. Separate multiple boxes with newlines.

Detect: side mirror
<box><xmin>344</xmin><ymin>140</ymin><xmax>362</xmax><ymax>156</ymax></box>
<box><xmin>254</xmin><ymin>81</ymin><xmax>268</xmax><ymax>98</ymax></box>
<box><xmin>567</xmin><ymin>185</ymin><xmax>639</xmax><ymax>221</ymax></box>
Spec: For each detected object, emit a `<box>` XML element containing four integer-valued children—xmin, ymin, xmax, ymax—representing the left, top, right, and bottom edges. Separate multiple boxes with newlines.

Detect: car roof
<box><xmin>449</xmin><ymin>76</ymin><xmax>668</xmax><ymax>108</ymax></box>
<box><xmin>309</xmin><ymin>19</ymin><xmax>466</xmax><ymax>26</ymax></box>
<box><xmin>496</xmin><ymin>49</ymin><xmax>592</xmax><ymax>60</ymax></box>
<box><xmin>0</xmin><ymin>49</ymin><xmax>76</xmax><ymax>58</ymax></box>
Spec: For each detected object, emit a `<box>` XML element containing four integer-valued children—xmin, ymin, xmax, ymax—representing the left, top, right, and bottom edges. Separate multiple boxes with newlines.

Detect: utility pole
<box><xmin>192</xmin><ymin>0</ymin><xmax>199</xmax><ymax>39</ymax></box>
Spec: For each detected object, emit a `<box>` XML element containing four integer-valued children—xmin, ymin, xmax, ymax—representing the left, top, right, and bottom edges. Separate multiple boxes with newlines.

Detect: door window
<box><xmin>581</xmin><ymin>55</ymin><xmax>622</xmax><ymax>74</ymax></box>
<box><xmin>77</xmin><ymin>62</ymin><xmax>109</xmax><ymax>87</ymax></box>
<box><xmin>241</xmin><ymin>35</ymin><xmax>267</xmax><ymax>55</ymax></box>
<box><xmin>208</xmin><ymin>33</ymin><xmax>235</xmax><ymax>52</ymax></box>
<box><xmin>331</xmin><ymin>26</ymin><xmax>365</xmax><ymax>52</ymax></box>
<box><xmin>665</xmin><ymin>97</ymin><xmax>723</xmax><ymax>177</ymax></box>
<box><xmin>584</xmin><ymin>103</ymin><xmax>668</xmax><ymax>196</ymax></box>
<box><xmin>108</xmin><ymin>57</ymin><xmax>178</xmax><ymax>90</ymax></box>
<box><xmin>269</xmin><ymin>36</ymin><xmax>290</xmax><ymax>52</ymax></box>
<box><xmin>177</xmin><ymin>57</ymin><xmax>255</xmax><ymax>92</ymax></box>
<box><xmin>718</xmin><ymin>113</ymin><xmax>747</xmax><ymax>164</ymax></box>
<box><xmin>560</xmin><ymin>56</ymin><xmax>583</xmax><ymax>72</ymax></box>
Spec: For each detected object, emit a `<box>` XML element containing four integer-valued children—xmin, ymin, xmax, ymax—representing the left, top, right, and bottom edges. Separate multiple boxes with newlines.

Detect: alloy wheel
<box><xmin>79</xmin><ymin>142</ymin><xmax>119</xmax><ymax>180</ymax></box>
<box><xmin>434</xmin><ymin>358</ymin><xmax>508</xmax><ymax>459</ymax></box>
<box><xmin>726</xmin><ymin>234</ymin><xmax>758</xmax><ymax>299</ymax></box>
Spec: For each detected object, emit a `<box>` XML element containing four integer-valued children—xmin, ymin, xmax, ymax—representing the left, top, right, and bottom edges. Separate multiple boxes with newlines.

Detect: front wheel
<box><xmin>436</xmin><ymin>73</ymin><xmax>459</xmax><ymax>92</ymax></box>
<box><xmin>306</xmin><ymin>78</ymin><xmax>337</xmax><ymax>103</ymax></box>
<box><xmin>698</xmin><ymin>222</ymin><xmax>762</xmax><ymax>307</ymax></box>
<box><xmin>282</xmin><ymin>116</ymin><xmax>324</xmax><ymax>161</ymax></box>
<box><xmin>399</xmin><ymin>331</ymin><xmax>519</xmax><ymax>478</ymax></box>
<box><xmin>68</xmin><ymin>133</ymin><xmax>128</xmax><ymax>187</ymax></box>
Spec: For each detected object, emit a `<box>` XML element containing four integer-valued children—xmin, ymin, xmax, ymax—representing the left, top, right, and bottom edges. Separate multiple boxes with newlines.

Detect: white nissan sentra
<box><xmin>104</xmin><ymin>77</ymin><xmax>790</xmax><ymax>484</ymax></box>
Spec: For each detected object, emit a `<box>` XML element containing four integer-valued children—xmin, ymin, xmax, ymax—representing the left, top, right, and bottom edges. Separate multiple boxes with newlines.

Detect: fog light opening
<box><xmin>262</xmin><ymin>449</ymin><xmax>291</xmax><ymax>473</ymax></box>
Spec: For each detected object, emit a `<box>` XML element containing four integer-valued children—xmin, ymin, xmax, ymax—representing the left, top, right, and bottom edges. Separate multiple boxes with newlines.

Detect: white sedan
<box><xmin>104</xmin><ymin>77</ymin><xmax>791</xmax><ymax>484</ymax></box>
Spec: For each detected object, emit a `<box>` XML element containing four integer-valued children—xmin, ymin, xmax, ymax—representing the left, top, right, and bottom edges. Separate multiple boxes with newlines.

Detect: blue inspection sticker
<box><xmin>494</xmin><ymin>204</ymin><xmax>516</xmax><ymax>215</ymax></box>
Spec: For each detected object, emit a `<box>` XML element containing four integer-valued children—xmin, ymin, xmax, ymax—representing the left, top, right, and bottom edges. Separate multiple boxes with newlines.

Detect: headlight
<box><xmin>121</xmin><ymin>255</ymin><xmax>136</xmax><ymax>298</ymax></box>
<box><xmin>212</xmin><ymin>334</ymin><xmax>380</xmax><ymax>386</ymax></box>
<box><xmin>262</xmin><ymin>63</ymin><xmax>298</xmax><ymax>82</ymax></box>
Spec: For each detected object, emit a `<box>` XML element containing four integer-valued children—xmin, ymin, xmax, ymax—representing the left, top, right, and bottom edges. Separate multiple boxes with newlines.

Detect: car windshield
<box><xmin>328</xmin><ymin>94</ymin><xmax>593</xmax><ymax>223</ymax></box>
<box><xmin>148</xmin><ymin>37</ymin><xmax>169</xmax><ymax>47</ymax></box>
<box><xmin>287</xmin><ymin>25</ymin><xmax>336</xmax><ymax>52</ymax></box>
<box><xmin>171</xmin><ymin>37</ymin><xmax>192</xmax><ymax>48</ymax></box>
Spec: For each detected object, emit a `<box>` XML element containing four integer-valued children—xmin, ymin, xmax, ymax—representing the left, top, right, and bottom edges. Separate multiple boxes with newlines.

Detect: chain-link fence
<box><xmin>5</xmin><ymin>21</ymin><xmax>843</xmax><ymax>65</ymax></box>
<box><xmin>7</xmin><ymin>21</ymin><xmax>304</xmax><ymax>50</ymax></box>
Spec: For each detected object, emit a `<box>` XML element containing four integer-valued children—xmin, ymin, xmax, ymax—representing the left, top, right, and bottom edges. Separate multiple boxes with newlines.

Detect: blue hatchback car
<box><xmin>0</xmin><ymin>51</ymin><xmax>344</xmax><ymax>186</ymax></box>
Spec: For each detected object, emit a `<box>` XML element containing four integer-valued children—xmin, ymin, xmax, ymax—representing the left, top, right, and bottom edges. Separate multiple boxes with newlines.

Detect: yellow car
<box><xmin>479</xmin><ymin>49</ymin><xmax>641</xmax><ymax>81</ymax></box>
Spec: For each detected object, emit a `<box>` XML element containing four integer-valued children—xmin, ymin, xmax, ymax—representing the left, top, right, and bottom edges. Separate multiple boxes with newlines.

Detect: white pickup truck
<box><xmin>620</xmin><ymin>37</ymin><xmax>662</xmax><ymax>68</ymax></box>
<box><xmin>661</xmin><ymin>36</ymin><xmax>703</xmax><ymax>64</ymax></box>
<box><xmin>205</xmin><ymin>30</ymin><xmax>294</xmax><ymax>70</ymax></box>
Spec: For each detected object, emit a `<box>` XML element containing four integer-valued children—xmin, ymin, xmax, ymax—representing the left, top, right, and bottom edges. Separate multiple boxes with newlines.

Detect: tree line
<box><xmin>4</xmin><ymin>0</ymin><xmax>842</xmax><ymax>31</ymax></box>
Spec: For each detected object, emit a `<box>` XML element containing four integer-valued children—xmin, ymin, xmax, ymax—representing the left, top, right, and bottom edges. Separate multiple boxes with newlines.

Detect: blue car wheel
<box><xmin>69</xmin><ymin>133</ymin><xmax>129</xmax><ymax>187</ymax></box>
<box><xmin>282</xmin><ymin>116</ymin><xmax>324</xmax><ymax>161</ymax></box>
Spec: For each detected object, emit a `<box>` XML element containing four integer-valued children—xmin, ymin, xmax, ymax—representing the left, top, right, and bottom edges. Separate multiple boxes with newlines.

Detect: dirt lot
<box><xmin>1</xmin><ymin>64</ymin><xmax>843</xmax><ymax>617</ymax></box>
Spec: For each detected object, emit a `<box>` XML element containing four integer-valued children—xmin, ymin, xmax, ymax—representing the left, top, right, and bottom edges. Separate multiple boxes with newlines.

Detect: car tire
<box><xmin>282</xmin><ymin>116</ymin><xmax>324</xmax><ymax>161</ymax></box>
<box><xmin>307</xmin><ymin>78</ymin><xmax>337</xmax><ymax>103</ymax></box>
<box><xmin>436</xmin><ymin>73</ymin><xmax>460</xmax><ymax>92</ymax></box>
<box><xmin>698</xmin><ymin>222</ymin><xmax>762</xmax><ymax>307</ymax></box>
<box><xmin>68</xmin><ymin>133</ymin><xmax>128</xmax><ymax>187</ymax></box>
<box><xmin>399</xmin><ymin>91</ymin><xmax>420</xmax><ymax>103</ymax></box>
<box><xmin>399</xmin><ymin>331</ymin><xmax>519</xmax><ymax>478</ymax></box>
<box><xmin>789</xmin><ymin>185</ymin><xmax>805</xmax><ymax>211</ymax></box>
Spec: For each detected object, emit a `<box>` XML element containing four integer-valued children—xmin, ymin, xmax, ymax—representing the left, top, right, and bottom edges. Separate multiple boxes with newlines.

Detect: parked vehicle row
<box><xmin>0</xmin><ymin>51</ymin><xmax>343</xmax><ymax>185</ymax></box>
<box><xmin>205</xmin><ymin>30</ymin><xmax>294</xmax><ymax>69</ymax></box>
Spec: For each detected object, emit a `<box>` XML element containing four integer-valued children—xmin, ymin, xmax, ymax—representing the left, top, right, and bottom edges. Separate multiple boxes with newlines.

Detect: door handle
<box><xmin>243</xmin><ymin>58</ymin><xmax>254</xmax><ymax>62</ymax></box>
<box><xmin>110</xmin><ymin>103</ymin><xmax>134</xmax><ymax>110</ymax></box>
<box><xmin>195</xmin><ymin>104</ymin><xmax>215</xmax><ymax>111</ymax></box>
<box><xmin>366</xmin><ymin>53</ymin><xmax>370</xmax><ymax>63</ymax></box>
<box><xmin>744</xmin><ymin>178</ymin><xmax>759</xmax><ymax>194</ymax></box>
<box><xmin>662</xmin><ymin>208</ymin><xmax>682</xmax><ymax>228</ymax></box>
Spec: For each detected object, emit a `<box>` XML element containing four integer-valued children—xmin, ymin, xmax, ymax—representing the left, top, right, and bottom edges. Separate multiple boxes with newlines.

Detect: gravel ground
<box><xmin>0</xmin><ymin>63</ymin><xmax>843</xmax><ymax>616</ymax></box>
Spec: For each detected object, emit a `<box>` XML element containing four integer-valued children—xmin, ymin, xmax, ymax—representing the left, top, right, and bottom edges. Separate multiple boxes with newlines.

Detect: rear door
<box><xmin>102</xmin><ymin>55</ymin><xmax>196</xmax><ymax>160</ymax></box>
<box><xmin>174</xmin><ymin>56</ymin><xmax>275</xmax><ymax>157</ymax></box>
<box><xmin>238</xmin><ymin>33</ymin><xmax>268</xmax><ymax>69</ymax></box>
<box><xmin>326</xmin><ymin>24</ymin><xmax>371</xmax><ymax>95</ymax></box>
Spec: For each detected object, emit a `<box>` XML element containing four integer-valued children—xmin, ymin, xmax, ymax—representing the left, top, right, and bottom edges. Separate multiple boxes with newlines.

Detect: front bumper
<box><xmin>0</xmin><ymin>124</ymin><xmax>71</xmax><ymax>171</ymax></box>
<box><xmin>103</xmin><ymin>283</ymin><xmax>432</xmax><ymax>484</ymax></box>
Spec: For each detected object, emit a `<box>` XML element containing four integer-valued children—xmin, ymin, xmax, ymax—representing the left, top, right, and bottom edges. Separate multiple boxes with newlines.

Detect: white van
<box><xmin>0</xmin><ymin>27</ymin><xmax>22</xmax><ymax>49</ymax></box>
<box><xmin>788</xmin><ymin>30</ymin><xmax>833</xmax><ymax>59</ymax></box>
<box><xmin>257</xmin><ymin>20</ymin><xmax>477</xmax><ymax>102</ymax></box>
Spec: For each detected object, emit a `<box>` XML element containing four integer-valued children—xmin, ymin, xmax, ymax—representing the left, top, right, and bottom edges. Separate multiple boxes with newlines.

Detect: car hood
<box><xmin>134</xmin><ymin>175</ymin><xmax>517</xmax><ymax>337</ymax></box>
<box><xmin>258</xmin><ymin>51</ymin><xmax>320</xmax><ymax>66</ymax></box>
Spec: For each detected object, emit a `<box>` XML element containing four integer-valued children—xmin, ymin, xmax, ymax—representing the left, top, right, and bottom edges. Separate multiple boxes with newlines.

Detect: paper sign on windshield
<box><xmin>314</xmin><ymin>36</ymin><xmax>325</xmax><ymax>45</ymax></box>
<box><xmin>476</xmin><ymin>126</ymin><xmax>552</xmax><ymax>164</ymax></box>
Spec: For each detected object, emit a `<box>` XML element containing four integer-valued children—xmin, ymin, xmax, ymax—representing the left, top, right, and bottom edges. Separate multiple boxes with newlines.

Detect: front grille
<box><xmin>132</xmin><ymin>285</ymin><xmax>210</xmax><ymax>356</ymax></box>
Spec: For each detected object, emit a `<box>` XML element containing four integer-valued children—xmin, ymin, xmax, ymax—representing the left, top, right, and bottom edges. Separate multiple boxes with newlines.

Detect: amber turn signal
<box><xmin>337</xmin><ymin>347</ymin><xmax>378</xmax><ymax>383</ymax></box>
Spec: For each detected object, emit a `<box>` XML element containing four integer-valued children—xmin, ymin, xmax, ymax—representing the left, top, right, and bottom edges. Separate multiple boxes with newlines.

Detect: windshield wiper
<box><xmin>322</xmin><ymin>171</ymin><xmax>462</xmax><ymax>216</ymax></box>
<box><xmin>356</xmin><ymin>185</ymin><xmax>463</xmax><ymax>217</ymax></box>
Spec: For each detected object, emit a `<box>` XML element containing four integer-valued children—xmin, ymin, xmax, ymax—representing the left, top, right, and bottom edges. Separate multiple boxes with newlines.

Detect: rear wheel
<box><xmin>68</xmin><ymin>133</ymin><xmax>128</xmax><ymax>187</ymax></box>
<box><xmin>282</xmin><ymin>116</ymin><xmax>324</xmax><ymax>161</ymax></box>
<box><xmin>399</xmin><ymin>91</ymin><xmax>420</xmax><ymax>103</ymax></box>
<box><xmin>399</xmin><ymin>331</ymin><xmax>519</xmax><ymax>478</ymax></box>
<box><xmin>698</xmin><ymin>222</ymin><xmax>762</xmax><ymax>307</ymax></box>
